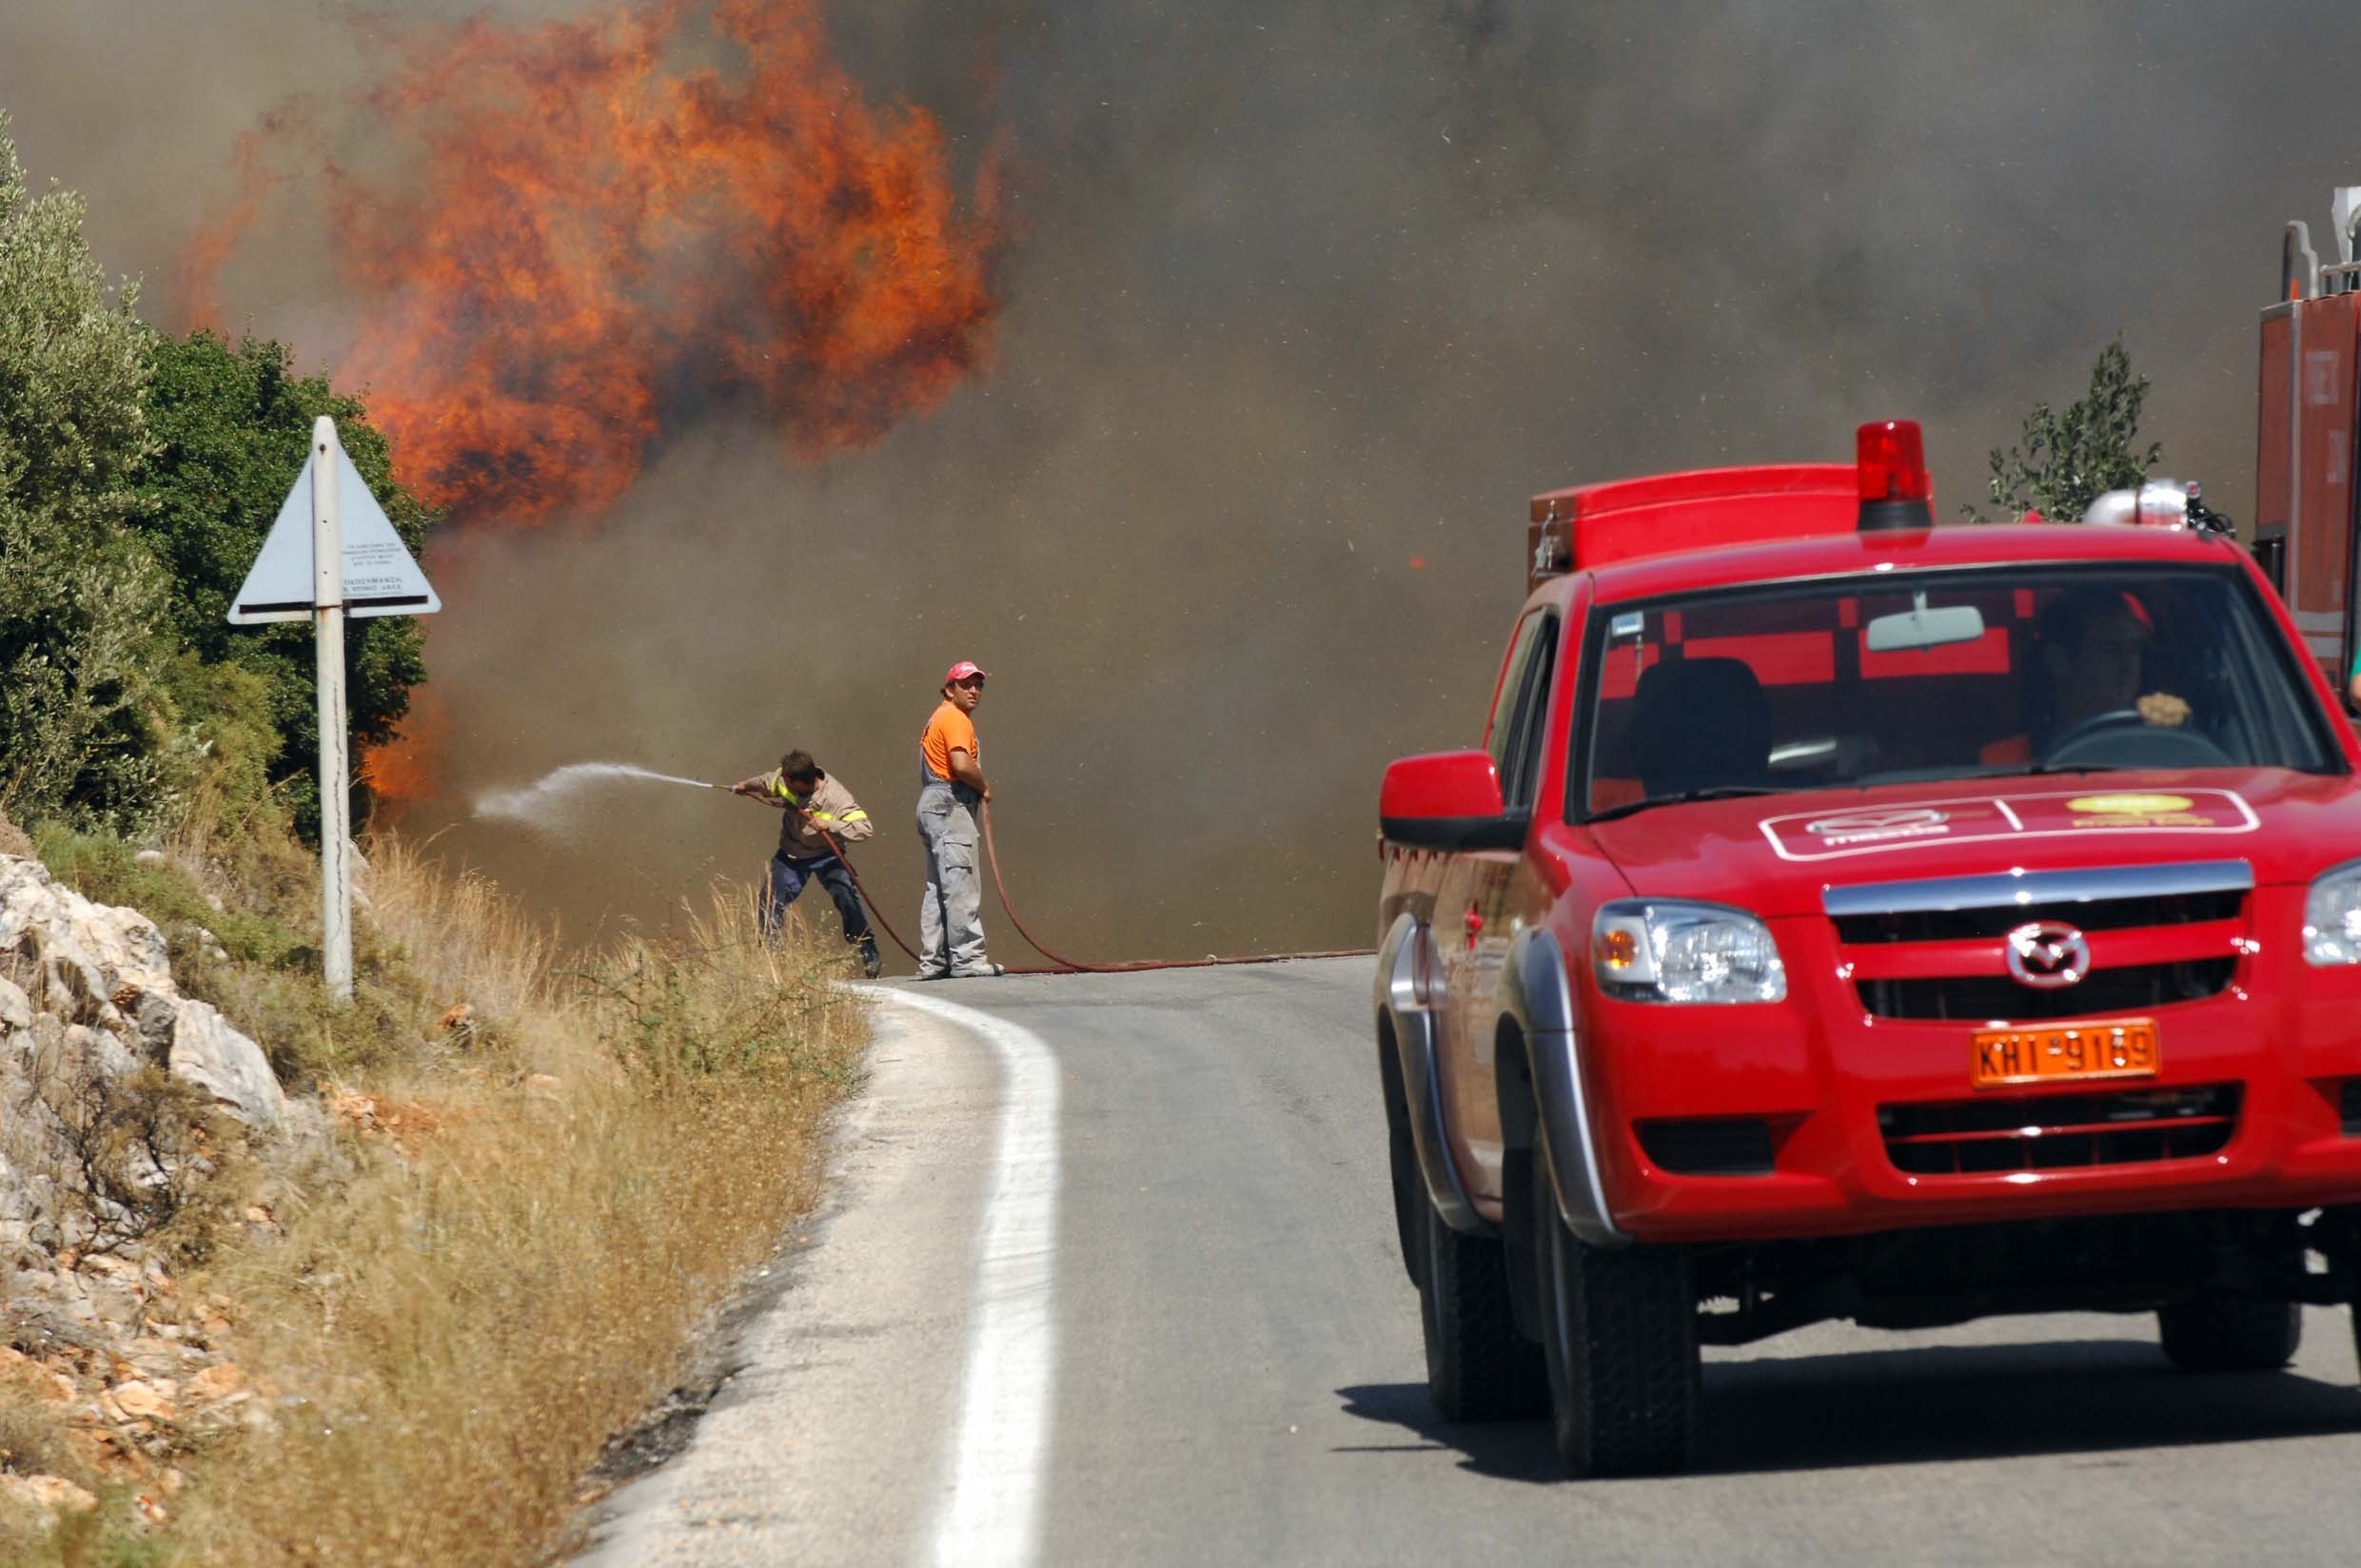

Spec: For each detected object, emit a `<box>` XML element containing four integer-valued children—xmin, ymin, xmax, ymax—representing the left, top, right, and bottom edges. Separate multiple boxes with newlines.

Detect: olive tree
<box><xmin>1980</xmin><ymin>338</ymin><xmax>2164</xmax><ymax>523</ymax></box>
<box><xmin>0</xmin><ymin>113</ymin><xmax>171</xmax><ymax>828</ymax></box>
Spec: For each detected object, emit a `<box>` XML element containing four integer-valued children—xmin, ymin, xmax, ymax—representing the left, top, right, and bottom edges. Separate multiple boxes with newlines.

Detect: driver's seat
<box><xmin>1633</xmin><ymin>657</ymin><xmax>1773</xmax><ymax>798</ymax></box>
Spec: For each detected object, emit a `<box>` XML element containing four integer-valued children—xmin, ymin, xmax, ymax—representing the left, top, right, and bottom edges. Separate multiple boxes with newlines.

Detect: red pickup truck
<box><xmin>1374</xmin><ymin>421</ymin><xmax>2361</xmax><ymax>1478</ymax></box>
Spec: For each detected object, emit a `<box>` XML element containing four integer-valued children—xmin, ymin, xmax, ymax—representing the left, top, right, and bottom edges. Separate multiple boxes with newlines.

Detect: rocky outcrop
<box><xmin>2</xmin><ymin>853</ymin><xmax>291</xmax><ymax>1270</ymax></box>
<box><xmin>0</xmin><ymin>852</ymin><xmax>287</xmax><ymax>1506</ymax></box>
<box><xmin>0</xmin><ymin>853</ymin><xmax>285</xmax><ymax>1131</ymax></box>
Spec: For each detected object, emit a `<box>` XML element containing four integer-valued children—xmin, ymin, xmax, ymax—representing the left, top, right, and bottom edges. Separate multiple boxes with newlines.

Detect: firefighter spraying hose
<box><xmin>701</xmin><ymin>657</ymin><xmax>1370</xmax><ymax>975</ymax></box>
<box><xmin>727</xmin><ymin>750</ymin><xmax>883</xmax><ymax>979</ymax></box>
<box><xmin>472</xmin><ymin>736</ymin><xmax>1378</xmax><ymax>968</ymax></box>
<box><xmin>485</xmin><ymin>677</ymin><xmax>1367</xmax><ymax>974</ymax></box>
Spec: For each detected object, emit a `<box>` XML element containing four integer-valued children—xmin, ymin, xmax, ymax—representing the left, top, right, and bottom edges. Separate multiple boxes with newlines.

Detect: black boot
<box><xmin>857</xmin><ymin>934</ymin><xmax>882</xmax><ymax>980</ymax></box>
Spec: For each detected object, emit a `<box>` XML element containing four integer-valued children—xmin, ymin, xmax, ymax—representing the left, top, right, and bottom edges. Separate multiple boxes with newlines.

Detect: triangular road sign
<box><xmin>228</xmin><ymin>444</ymin><xmax>440</xmax><ymax>624</ymax></box>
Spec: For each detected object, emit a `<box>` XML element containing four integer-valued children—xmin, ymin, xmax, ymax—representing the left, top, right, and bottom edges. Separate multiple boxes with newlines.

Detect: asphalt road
<box><xmin>578</xmin><ymin>957</ymin><xmax>2361</xmax><ymax>1567</ymax></box>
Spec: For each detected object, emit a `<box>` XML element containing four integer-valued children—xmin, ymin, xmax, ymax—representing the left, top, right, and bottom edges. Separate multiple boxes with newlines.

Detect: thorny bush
<box><xmin>30</xmin><ymin>1056</ymin><xmax>226</xmax><ymax>1259</ymax></box>
<box><xmin>563</xmin><ymin>889</ymin><xmax>859</xmax><ymax>1084</ymax></box>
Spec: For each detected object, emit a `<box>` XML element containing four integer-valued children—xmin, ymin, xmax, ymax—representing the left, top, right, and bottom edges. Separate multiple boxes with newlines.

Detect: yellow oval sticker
<box><xmin>2066</xmin><ymin>794</ymin><xmax>2194</xmax><ymax>814</ymax></box>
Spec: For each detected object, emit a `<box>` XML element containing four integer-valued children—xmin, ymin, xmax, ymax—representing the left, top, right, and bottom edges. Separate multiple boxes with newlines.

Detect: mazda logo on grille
<box><xmin>2005</xmin><ymin>921</ymin><xmax>2090</xmax><ymax>990</ymax></box>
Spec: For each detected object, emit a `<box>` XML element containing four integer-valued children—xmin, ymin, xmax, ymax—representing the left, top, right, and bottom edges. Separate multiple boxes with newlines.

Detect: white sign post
<box><xmin>229</xmin><ymin>417</ymin><xmax>440</xmax><ymax>1002</ymax></box>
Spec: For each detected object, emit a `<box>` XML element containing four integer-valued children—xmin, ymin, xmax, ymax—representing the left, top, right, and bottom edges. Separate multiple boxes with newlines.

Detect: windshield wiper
<box><xmin>1584</xmin><ymin>784</ymin><xmax>1783</xmax><ymax>824</ymax></box>
<box><xmin>2018</xmin><ymin>762</ymin><xmax>2136</xmax><ymax>776</ymax></box>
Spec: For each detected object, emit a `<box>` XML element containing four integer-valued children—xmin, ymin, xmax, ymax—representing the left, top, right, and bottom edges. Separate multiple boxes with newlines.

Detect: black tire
<box><xmin>2157</xmin><ymin>1294</ymin><xmax>2301</xmax><ymax>1372</ymax></box>
<box><xmin>1532</xmin><ymin>1144</ymin><xmax>1698</xmax><ymax>1477</ymax></box>
<box><xmin>1420</xmin><ymin>1198</ymin><xmax>1546</xmax><ymax>1421</ymax></box>
<box><xmin>1379</xmin><ymin>1031</ymin><xmax>1426</xmax><ymax>1288</ymax></box>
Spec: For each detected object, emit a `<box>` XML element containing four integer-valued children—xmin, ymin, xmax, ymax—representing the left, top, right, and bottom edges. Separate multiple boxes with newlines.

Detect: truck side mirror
<box><xmin>1379</xmin><ymin>751</ymin><xmax>1529</xmax><ymax>852</ymax></box>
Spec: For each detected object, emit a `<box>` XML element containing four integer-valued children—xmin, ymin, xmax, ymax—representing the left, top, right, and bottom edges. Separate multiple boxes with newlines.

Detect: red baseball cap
<box><xmin>944</xmin><ymin>660</ymin><xmax>988</xmax><ymax>685</ymax></box>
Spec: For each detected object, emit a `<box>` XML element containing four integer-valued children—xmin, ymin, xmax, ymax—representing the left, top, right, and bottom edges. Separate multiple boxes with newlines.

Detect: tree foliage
<box><xmin>1981</xmin><ymin>338</ymin><xmax>2165</xmax><ymax>523</ymax></box>
<box><xmin>0</xmin><ymin>112</ymin><xmax>438</xmax><ymax>840</ymax></box>
<box><xmin>135</xmin><ymin>332</ymin><xmax>437</xmax><ymax>833</ymax></box>
<box><xmin>0</xmin><ymin>112</ymin><xmax>171</xmax><ymax>829</ymax></box>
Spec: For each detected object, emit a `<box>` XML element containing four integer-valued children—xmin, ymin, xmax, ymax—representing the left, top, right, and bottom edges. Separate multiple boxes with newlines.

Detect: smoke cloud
<box><xmin>5</xmin><ymin>1</ymin><xmax>2358</xmax><ymax>961</ymax></box>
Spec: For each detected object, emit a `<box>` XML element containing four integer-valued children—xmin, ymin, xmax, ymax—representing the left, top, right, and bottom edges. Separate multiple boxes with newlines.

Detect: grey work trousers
<box><xmin>915</xmin><ymin>779</ymin><xmax>989</xmax><ymax>977</ymax></box>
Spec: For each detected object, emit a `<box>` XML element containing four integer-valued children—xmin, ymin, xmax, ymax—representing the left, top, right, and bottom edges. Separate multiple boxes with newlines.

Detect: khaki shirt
<box><xmin>762</xmin><ymin>772</ymin><xmax>875</xmax><ymax>861</ymax></box>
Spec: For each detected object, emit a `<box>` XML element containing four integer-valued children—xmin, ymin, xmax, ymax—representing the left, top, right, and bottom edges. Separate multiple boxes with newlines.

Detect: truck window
<box><xmin>1486</xmin><ymin>613</ymin><xmax>1544</xmax><ymax>774</ymax></box>
<box><xmin>1491</xmin><ymin>616</ymin><xmax>1561</xmax><ymax>811</ymax></box>
<box><xmin>1485</xmin><ymin>615</ymin><xmax>1542</xmax><ymax>747</ymax></box>
<box><xmin>1573</xmin><ymin>564</ymin><xmax>2339</xmax><ymax>817</ymax></box>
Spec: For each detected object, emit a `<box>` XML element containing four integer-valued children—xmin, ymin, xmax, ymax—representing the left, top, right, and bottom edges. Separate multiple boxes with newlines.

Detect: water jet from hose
<box><xmin>473</xmin><ymin>762</ymin><xmax>723</xmax><ymax>833</ymax></box>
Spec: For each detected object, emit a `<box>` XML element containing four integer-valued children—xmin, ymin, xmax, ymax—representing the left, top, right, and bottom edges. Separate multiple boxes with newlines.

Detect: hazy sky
<box><xmin>5</xmin><ymin>1</ymin><xmax>2356</xmax><ymax>962</ymax></box>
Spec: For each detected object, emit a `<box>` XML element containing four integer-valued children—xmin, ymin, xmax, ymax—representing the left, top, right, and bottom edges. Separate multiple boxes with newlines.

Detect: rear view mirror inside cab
<box><xmin>1863</xmin><ymin>594</ymin><xmax>1986</xmax><ymax>654</ymax></box>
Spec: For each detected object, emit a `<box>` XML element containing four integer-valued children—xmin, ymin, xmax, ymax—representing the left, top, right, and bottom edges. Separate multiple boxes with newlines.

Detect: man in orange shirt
<box><xmin>915</xmin><ymin>660</ymin><xmax>1001</xmax><ymax>978</ymax></box>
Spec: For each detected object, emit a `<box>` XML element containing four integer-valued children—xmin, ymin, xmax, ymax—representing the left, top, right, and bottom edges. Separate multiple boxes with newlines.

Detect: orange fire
<box><xmin>172</xmin><ymin>113</ymin><xmax>307</xmax><ymax>332</ymax></box>
<box><xmin>181</xmin><ymin>1</ymin><xmax>1003</xmax><ymax>805</ymax></box>
<box><xmin>180</xmin><ymin>0</ymin><xmax>1002</xmax><ymax>522</ymax></box>
<box><xmin>362</xmin><ymin>686</ymin><xmax>451</xmax><ymax>808</ymax></box>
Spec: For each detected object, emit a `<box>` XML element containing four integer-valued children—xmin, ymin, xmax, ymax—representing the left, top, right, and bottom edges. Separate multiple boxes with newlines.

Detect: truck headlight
<box><xmin>2304</xmin><ymin>861</ymin><xmax>2361</xmax><ymax>966</ymax></box>
<box><xmin>1592</xmin><ymin>900</ymin><xmax>1787</xmax><ymax>1003</ymax></box>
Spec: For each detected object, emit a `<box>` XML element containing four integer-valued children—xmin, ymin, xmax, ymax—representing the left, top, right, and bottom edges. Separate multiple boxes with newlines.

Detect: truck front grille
<box><xmin>1879</xmin><ymin>1084</ymin><xmax>2239</xmax><ymax>1175</ymax></box>
<box><xmin>1827</xmin><ymin>863</ymin><xmax>2251</xmax><ymax>1024</ymax></box>
<box><xmin>1856</xmin><ymin>957</ymin><xmax>2236</xmax><ymax>1021</ymax></box>
<box><xmin>1833</xmin><ymin>889</ymin><xmax>2243</xmax><ymax>946</ymax></box>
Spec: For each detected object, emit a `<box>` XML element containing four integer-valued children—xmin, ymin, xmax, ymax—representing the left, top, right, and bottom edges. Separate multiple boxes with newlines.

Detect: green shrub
<box><xmin>136</xmin><ymin>330</ymin><xmax>438</xmax><ymax>838</ymax></box>
<box><xmin>1980</xmin><ymin>338</ymin><xmax>2165</xmax><ymax>523</ymax></box>
<box><xmin>0</xmin><ymin>114</ymin><xmax>437</xmax><ymax>846</ymax></box>
<box><xmin>0</xmin><ymin>113</ymin><xmax>171</xmax><ymax>832</ymax></box>
<box><xmin>30</xmin><ymin>820</ymin><xmax>438</xmax><ymax>1091</ymax></box>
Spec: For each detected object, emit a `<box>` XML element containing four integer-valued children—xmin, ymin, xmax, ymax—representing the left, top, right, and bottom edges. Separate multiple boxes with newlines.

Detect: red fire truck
<box><xmin>2256</xmin><ymin>185</ymin><xmax>2361</xmax><ymax>698</ymax></box>
<box><xmin>1374</xmin><ymin>416</ymin><xmax>2361</xmax><ymax>1478</ymax></box>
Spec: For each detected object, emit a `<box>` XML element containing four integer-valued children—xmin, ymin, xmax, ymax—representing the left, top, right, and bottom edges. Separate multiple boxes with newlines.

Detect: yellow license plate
<box><xmin>1972</xmin><ymin>1018</ymin><xmax>2160</xmax><ymax>1088</ymax></box>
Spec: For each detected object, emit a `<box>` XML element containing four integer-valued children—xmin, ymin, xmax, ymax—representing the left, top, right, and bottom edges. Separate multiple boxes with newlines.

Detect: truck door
<box><xmin>1439</xmin><ymin>607</ymin><xmax>1561</xmax><ymax>1195</ymax></box>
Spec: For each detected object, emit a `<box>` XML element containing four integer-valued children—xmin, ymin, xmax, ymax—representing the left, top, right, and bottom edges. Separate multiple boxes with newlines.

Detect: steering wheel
<box><xmin>2041</xmin><ymin>709</ymin><xmax>2233</xmax><ymax>770</ymax></box>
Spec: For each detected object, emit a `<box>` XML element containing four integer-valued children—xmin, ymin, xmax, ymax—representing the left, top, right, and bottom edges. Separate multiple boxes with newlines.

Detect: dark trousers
<box><xmin>763</xmin><ymin>853</ymin><xmax>873</xmax><ymax>949</ymax></box>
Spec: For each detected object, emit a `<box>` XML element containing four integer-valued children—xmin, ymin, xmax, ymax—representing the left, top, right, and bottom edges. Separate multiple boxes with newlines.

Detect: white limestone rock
<box><xmin>0</xmin><ymin>853</ymin><xmax>286</xmax><ymax>1131</ymax></box>
<box><xmin>167</xmin><ymin>1000</ymin><xmax>285</xmax><ymax>1129</ymax></box>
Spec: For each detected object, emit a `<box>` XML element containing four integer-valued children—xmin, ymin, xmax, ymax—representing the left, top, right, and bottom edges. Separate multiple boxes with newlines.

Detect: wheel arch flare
<box><xmin>1497</xmin><ymin>927</ymin><xmax>1626</xmax><ymax>1247</ymax></box>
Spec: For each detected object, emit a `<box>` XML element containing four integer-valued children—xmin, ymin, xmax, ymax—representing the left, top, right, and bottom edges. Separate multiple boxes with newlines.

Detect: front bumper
<box><xmin>1587</xmin><ymin>886</ymin><xmax>2361</xmax><ymax>1242</ymax></box>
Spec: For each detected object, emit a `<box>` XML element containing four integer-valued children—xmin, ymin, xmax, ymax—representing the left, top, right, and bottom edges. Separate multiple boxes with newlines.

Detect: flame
<box><xmin>181</xmin><ymin>0</ymin><xmax>1002</xmax><ymax>522</ymax></box>
<box><xmin>182</xmin><ymin>1</ymin><xmax>1004</xmax><ymax>803</ymax></box>
<box><xmin>172</xmin><ymin>113</ymin><xmax>309</xmax><ymax>333</ymax></box>
<box><xmin>363</xmin><ymin>686</ymin><xmax>451</xmax><ymax>809</ymax></box>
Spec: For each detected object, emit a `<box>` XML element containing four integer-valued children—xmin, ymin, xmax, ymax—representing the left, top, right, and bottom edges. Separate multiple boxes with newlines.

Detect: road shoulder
<box><xmin>572</xmin><ymin>992</ymin><xmax>1006</xmax><ymax>1567</ymax></box>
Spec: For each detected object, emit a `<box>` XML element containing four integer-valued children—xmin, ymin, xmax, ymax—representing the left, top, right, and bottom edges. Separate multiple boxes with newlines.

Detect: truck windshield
<box><xmin>1576</xmin><ymin>563</ymin><xmax>2338</xmax><ymax>818</ymax></box>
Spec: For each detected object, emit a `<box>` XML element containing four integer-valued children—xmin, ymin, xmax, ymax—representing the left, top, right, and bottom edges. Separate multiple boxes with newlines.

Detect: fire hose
<box><xmin>752</xmin><ymin>793</ymin><xmax>1370</xmax><ymax>975</ymax></box>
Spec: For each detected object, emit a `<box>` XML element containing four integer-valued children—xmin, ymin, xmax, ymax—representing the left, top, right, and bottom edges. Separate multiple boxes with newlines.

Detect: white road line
<box><xmin>870</xmin><ymin>987</ymin><xmax>1061</xmax><ymax>1568</ymax></box>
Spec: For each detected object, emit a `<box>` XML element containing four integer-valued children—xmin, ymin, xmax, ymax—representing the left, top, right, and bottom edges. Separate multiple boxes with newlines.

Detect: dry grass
<box><xmin>10</xmin><ymin>834</ymin><xmax>868</xmax><ymax>1566</ymax></box>
<box><xmin>0</xmin><ymin>1374</ymin><xmax>128</xmax><ymax>1565</ymax></box>
<box><xmin>360</xmin><ymin>836</ymin><xmax>556</xmax><ymax>1026</ymax></box>
<box><xmin>0</xmin><ymin>1387</ymin><xmax>85</xmax><ymax>1484</ymax></box>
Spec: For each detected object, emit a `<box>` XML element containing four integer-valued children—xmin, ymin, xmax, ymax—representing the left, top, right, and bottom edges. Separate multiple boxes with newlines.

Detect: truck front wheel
<box><xmin>1532</xmin><ymin>1144</ymin><xmax>1698</xmax><ymax>1477</ymax></box>
<box><xmin>1419</xmin><ymin>1199</ymin><xmax>1545</xmax><ymax>1421</ymax></box>
<box><xmin>1380</xmin><ymin>1029</ymin><xmax>1426</xmax><ymax>1288</ymax></box>
<box><xmin>2156</xmin><ymin>1294</ymin><xmax>2301</xmax><ymax>1372</ymax></box>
